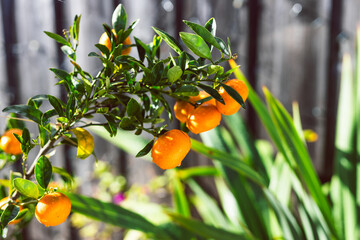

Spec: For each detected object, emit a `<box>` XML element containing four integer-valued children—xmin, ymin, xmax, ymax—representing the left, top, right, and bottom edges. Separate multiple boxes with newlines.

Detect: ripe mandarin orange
<box><xmin>216</xmin><ymin>79</ymin><xmax>249</xmax><ymax>115</ymax></box>
<box><xmin>151</xmin><ymin>129</ymin><xmax>191</xmax><ymax>169</ymax></box>
<box><xmin>174</xmin><ymin>91</ymin><xmax>216</xmax><ymax>123</ymax></box>
<box><xmin>35</xmin><ymin>192</ymin><xmax>71</xmax><ymax>227</ymax></box>
<box><xmin>99</xmin><ymin>29</ymin><xmax>131</xmax><ymax>55</ymax></box>
<box><xmin>0</xmin><ymin>197</ymin><xmax>23</xmax><ymax>224</ymax></box>
<box><xmin>0</xmin><ymin>128</ymin><xmax>23</xmax><ymax>155</ymax></box>
<box><xmin>186</xmin><ymin>103</ymin><xmax>221</xmax><ymax>134</ymax></box>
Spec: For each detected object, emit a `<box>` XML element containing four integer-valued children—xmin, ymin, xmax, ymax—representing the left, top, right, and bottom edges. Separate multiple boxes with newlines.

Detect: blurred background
<box><xmin>0</xmin><ymin>0</ymin><xmax>359</xmax><ymax>239</ymax></box>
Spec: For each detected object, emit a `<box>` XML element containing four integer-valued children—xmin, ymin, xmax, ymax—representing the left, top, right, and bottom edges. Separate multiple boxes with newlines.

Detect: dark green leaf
<box><xmin>35</xmin><ymin>156</ymin><xmax>53</xmax><ymax>189</ymax></box>
<box><xmin>48</xmin><ymin>95</ymin><xmax>65</xmax><ymax>117</ymax></box>
<box><xmin>153</xmin><ymin>27</ymin><xmax>183</xmax><ymax>55</ymax></box>
<box><xmin>204</xmin><ymin>18</ymin><xmax>216</xmax><ymax>36</ymax></box>
<box><xmin>38</xmin><ymin>125</ymin><xmax>50</xmax><ymax>147</ymax></box>
<box><xmin>221</xmin><ymin>83</ymin><xmax>246</xmax><ymax>109</ymax></box>
<box><xmin>50</xmin><ymin>68</ymin><xmax>73</xmax><ymax>91</ymax></box>
<box><xmin>1</xmin><ymin>205</ymin><xmax>19</xmax><ymax>227</ymax></box>
<box><xmin>180</xmin><ymin>32</ymin><xmax>212</xmax><ymax>60</ymax></box>
<box><xmin>66</xmin><ymin>93</ymin><xmax>76</xmax><ymax>119</ymax></box>
<box><xmin>198</xmin><ymin>84</ymin><xmax>224</xmax><ymax>104</ymax></box>
<box><xmin>136</xmin><ymin>139</ymin><xmax>154</xmax><ymax>157</ymax></box>
<box><xmin>215</xmin><ymin>37</ymin><xmax>230</xmax><ymax>55</ymax></box>
<box><xmin>112</xmin><ymin>4</ymin><xmax>127</xmax><ymax>33</ymax></box>
<box><xmin>120</xmin><ymin>117</ymin><xmax>136</xmax><ymax>130</ymax></box>
<box><xmin>174</xmin><ymin>85</ymin><xmax>199</xmax><ymax>96</ymax></box>
<box><xmin>134</xmin><ymin>37</ymin><xmax>149</xmax><ymax>62</ymax></box>
<box><xmin>3</xmin><ymin>105</ymin><xmax>42</xmax><ymax>124</ymax></box>
<box><xmin>183</xmin><ymin>20</ymin><xmax>221</xmax><ymax>50</ymax></box>
<box><xmin>126</xmin><ymin>98</ymin><xmax>141</xmax><ymax>117</ymax></box>
<box><xmin>95</xmin><ymin>43</ymin><xmax>110</xmax><ymax>56</ymax></box>
<box><xmin>13</xmin><ymin>178</ymin><xmax>39</xmax><ymax>199</ymax></box>
<box><xmin>44</xmin><ymin>31</ymin><xmax>69</xmax><ymax>46</ymax></box>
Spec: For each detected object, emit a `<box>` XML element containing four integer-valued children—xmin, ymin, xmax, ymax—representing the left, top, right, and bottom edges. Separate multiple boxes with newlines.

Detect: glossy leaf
<box><xmin>48</xmin><ymin>95</ymin><xmax>65</xmax><ymax>117</ymax></box>
<box><xmin>2</xmin><ymin>105</ymin><xmax>42</xmax><ymax>124</ymax></box>
<box><xmin>221</xmin><ymin>83</ymin><xmax>246</xmax><ymax>109</ymax></box>
<box><xmin>153</xmin><ymin>27</ymin><xmax>183</xmax><ymax>55</ymax></box>
<box><xmin>35</xmin><ymin>156</ymin><xmax>53</xmax><ymax>189</ymax></box>
<box><xmin>174</xmin><ymin>85</ymin><xmax>199</xmax><ymax>96</ymax></box>
<box><xmin>136</xmin><ymin>139</ymin><xmax>154</xmax><ymax>157</ymax></box>
<box><xmin>112</xmin><ymin>4</ymin><xmax>127</xmax><ymax>33</ymax></box>
<box><xmin>198</xmin><ymin>83</ymin><xmax>224</xmax><ymax>104</ymax></box>
<box><xmin>183</xmin><ymin>20</ymin><xmax>221</xmax><ymax>50</ymax></box>
<box><xmin>13</xmin><ymin>178</ymin><xmax>39</xmax><ymax>199</ymax></box>
<box><xmin>1</xmin><ymin>205</ymin><xmax>19</xmax><ymax>226</ymax></box>
<box><xmin>180</xmin><ymin>32</ymin><xmax>212</xmax><ymax>60</ymax></box>
<box><xmin>44</xmin><ymin>31</ymin><xmax>69</xmax><ymax>46</ymax></box>
<box><xmin>127</xmin><ymin>98</ymin><xmax>141</xmax><ymax>117</ymax></box>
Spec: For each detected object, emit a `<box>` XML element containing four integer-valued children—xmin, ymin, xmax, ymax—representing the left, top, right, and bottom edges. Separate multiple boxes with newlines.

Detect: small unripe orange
<box><xmin>186</xmin><ymin>104</ymin><xmax>221</xmax><ymax>134</ymax></box>
<box><xmin>151</xmin><ymin>129</ymin><xmax>191</xmax><ymax>169</ymax></box>
<box><xmin>216</xmin><ymin>79</ymin><xmax>248</xmax><ymax>115</ymax></box>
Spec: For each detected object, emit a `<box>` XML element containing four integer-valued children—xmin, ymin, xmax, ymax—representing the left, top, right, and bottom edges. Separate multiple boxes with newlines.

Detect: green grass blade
<box><xmin>263</xmin><ymin>88</ymin><xmax>337</xmax><ymax>237</ymax></box>
<box><xmin>66</xmin><ymin>193</ymin><xmax>172</xmax><ymax>239</ymax></box>
<box><xmin>331</xmin><ymin>54</ymin><xmax>357</xmax><ymax>239</ymax></box>
<box><xmin>168</xmin><ymin>213</ymin><xmax>253</xmax><ymax>240</ymax></box>
<box><xmin>190</xmin><ymin>138</ymin><xmax>266</xmax><ymax>186</ymax></box>
<box><xmin>187</xmin><ymin>179</ymin><xmax>235</xmax><ymax>231</ymax></box>
<box><xmin>171</xmin><ymin>172</ymin><xmax>191</xmax><ymax>217</ymax></box>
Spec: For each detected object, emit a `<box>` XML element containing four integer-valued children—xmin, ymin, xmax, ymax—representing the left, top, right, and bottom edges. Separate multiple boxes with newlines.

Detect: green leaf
<box><xmin>180</xmin><ymin>32</ymin><xmax>212</xmax><ymax>60</ymax></box>
<box><xmin>13</xmin><ymin>178</ymin><xmax>39</xmax><ymax>199</ymax></box>
<box><xmin>197</xmin><ymin>83</ymin><xmax>224</xmax><ymax>104</ymax></box>
<box><xmin>35</xmin><ymin>156</ymin><xmax>53</xmax><ymax>189</ymax></box>
<box><xmin>67</xmin><ymin>193</ymin><xmax>172</xmax><ymax>239</ymax></box>
<box><xmin>48</xmin><ymin>95</ymin><xmax>65</xmax><ymax>117</ymax></box>
<box><xmin>221</xmin><ymin>83</ymin><xmax>246</xmax><ymax>109</ymax></box>
<box><xmin>120</xmin><ymin>117</ymin><xmax>137</xmax><ymax>131</ymax></box>
<box><xmin>183</xmin><ymin>20</ymin><xmax>221</xmax><ymax>50</ymax></box>
<box><xmin>127</xmin><ymin>98</ymin><xmax>141</xmax><ymax>117</ymax></box>
<box><xmin>44</xmin><ymin>31</ymin><xmax>69</xmax><ymax>46</ymax></box>
<box><xmin>136</xmin><ymin>139</ymin><xmax>154</xmax><ymax>157</ymax></box>
<box><xmin>215</xmin><ymin>37</ymin><xmax>230</xmax><ymax>55</ymax></box>
<box><xmin>168</xmin><ymin>213</ymin><xmax>249</xmax><ymax>240</ymax></box>
<box><xmin>52</xmin><ymin>167</ymin><xmax>74</xmax><ymax>186</ymax></box>
<box><xmin>66</xmin><ymin>93</ymin><xmax>76</xmax><ymax>119</ymax></box>
<box><xmin>153</xmin><ymin>27</ymin><xmax>183</xmax><ymax>55</ymax></box>
<box><xmin>112</xmin><ymin>4</ymin><xmax>127</xmax><ymax>33</ymax></box>
<box><xmin>2</xmin><ymin>105</ymin><xmax>42</xmax><ymax>124</ymax></box>
<box><xmin>72</xmin><ymin>15</ymin><xmax>81</xmax><ymax>41</ymax></box>
<box><xmin>50</xmin><ymin>68</ymin><xmax>73</xmax><ymax>91</ymax></box>
<box><xmin>1</xmin><ymin>205</ymin><xmax>19</xmax><ymax>227</ymax></box>
<box><xmin>172</xmin><ymin>175</ymin><xmax>190</xmax><ymax>217</ymax></box>
<box><xmin>174</xmin><ymin>85</ymin><xmax>199</xmax><ymax>96</ymax></box>
<box><xmin>204</xmin><ymin>18</ymin><xmax>216</xmax><ymax>36</ymax></box>
<box><xmin>61</xmin><ymin>45</ymin><xmax>76</xmax><ymax>59</ymax></box>
<box><xmin>168</xmin><ymin>66</ymin><xmax>183</xmax><ymax>83</ymax></box>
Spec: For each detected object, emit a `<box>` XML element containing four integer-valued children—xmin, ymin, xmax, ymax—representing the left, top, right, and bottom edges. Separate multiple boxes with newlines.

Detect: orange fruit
<box><xmin>99</xmin><ymin>29</ymin><xmax>131</xmax><ymax>55</ymax></box>
<box><xmin>216</xmin><ymin>79</ymin><xmax>249</xmax><ymax>115</ymax></box>
<box><xmin>186</xmin><ymin>104</ymin><xmax>221</xmax><ymax>134</ymax></box>
<box><xmin>151</xmin><ymin>129</ymin><xmax>191</xmax><ymax>169</ymax></box>
<box><xmin>0</xmin><ymin>197</ymin><xmax>24</xmax><ymax>224</ymax></box>
<box><xmin>35</xmin><ymin>192</ymin><xmax>71</xmax><ymax>227</ymax></box>
<box><xmin>174</xmin><ymin>91</ymin><xmax>215</xmax><ymax>123</ymax></box>
<box><xmin>0</xmin><ymin>128</ymin><xmax>23</xmax><ymax>155</ymax></box>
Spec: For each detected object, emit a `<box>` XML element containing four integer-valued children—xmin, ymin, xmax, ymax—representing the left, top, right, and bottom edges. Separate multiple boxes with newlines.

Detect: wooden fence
<box><xmin>0</xmin><ymin>0</ymin><xmax>359</xmax><ymax>239</ymax></box>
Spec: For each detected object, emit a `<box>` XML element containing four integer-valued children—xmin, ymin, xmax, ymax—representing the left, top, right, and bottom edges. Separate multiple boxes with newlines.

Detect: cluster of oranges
<box><xmin>152</xmin><ymin>79</ymin><xmax>248</xmax><ymax>170</ymax></box>
<box><xmin>174</xmin><ymin>79</ymin><xmax>249</xmax><ymax>134</ymax></box>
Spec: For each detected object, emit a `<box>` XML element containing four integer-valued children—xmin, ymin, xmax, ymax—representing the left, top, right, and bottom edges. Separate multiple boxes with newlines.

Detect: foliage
<box><xmin>0</xmin><ymin>3</ymin><xmax>359</xmax><ymax>240</ymax></box>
